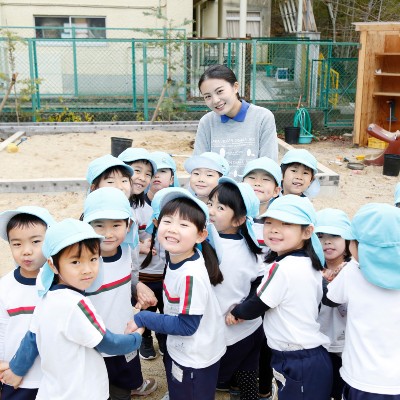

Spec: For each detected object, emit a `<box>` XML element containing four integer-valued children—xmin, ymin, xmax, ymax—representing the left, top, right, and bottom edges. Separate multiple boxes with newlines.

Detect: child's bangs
<box><xmin>159</xmin><ymin>198</ymin><xmax>206</xmax><ymax>230</ymax></box>
<box><xmin>102</xmin><ymin>166</ymin><xmax>132</xmax><ymax>180</ymax></box>
<box><xmin>6</xmin><ymin>214</ymin><xmax>47</xmax><ymax>237</ymax></box>
<box><xmin>53</xmin><ymin>238</ymin><xmax>101</xmax><ymax>268</ymax></box>
<box><xmin>209</xmin><ymin>182</ymin><xmax>246</xmax><ymax>217</ymax></box>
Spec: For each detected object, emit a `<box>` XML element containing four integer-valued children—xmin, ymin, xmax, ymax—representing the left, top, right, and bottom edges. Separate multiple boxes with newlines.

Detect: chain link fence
<box><xmin>0</xmin><ymin>27</ymin><xmax>359</xmax><ymax>132</ymax></box>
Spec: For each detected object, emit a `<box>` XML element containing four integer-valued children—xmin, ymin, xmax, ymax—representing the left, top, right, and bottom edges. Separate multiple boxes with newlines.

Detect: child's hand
<box><xmin>125</xmin><ymin>320</ymin><xmax>139</xmax><ymax>334</ymax></box>
<box><xmin>225</xmin><ymin>312</ymin><xmax>243</xmax><ymax>326</ymax></box>
<box><xmin>135</xmin><ymin>327</ymin><xmax>145</xmax><ymax>335</ymax></box>
<box><xmin>322</xmin><ymin>262</ymin><xmax>347</xmax><ymax>282</ymax></box>
<box><xmin>135</xmin><ymin>282</ymin><xmax>157</xmax><ymax>310</ymax></box>
<box><xmin>0</xmin><ymin>360</ymin><xmax>9</xmax><ymax>373</ymax></box>
<box><xmin>1</xmin><ymin>368</ymin><xmax>23</xmax><ymax>389</ymax></box>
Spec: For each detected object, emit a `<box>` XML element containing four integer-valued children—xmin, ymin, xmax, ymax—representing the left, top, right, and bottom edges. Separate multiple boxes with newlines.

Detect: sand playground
<box><xmin>0</xmin><ymin>129</ymin><xmax>397</xmax><ymax>399</ymax></box>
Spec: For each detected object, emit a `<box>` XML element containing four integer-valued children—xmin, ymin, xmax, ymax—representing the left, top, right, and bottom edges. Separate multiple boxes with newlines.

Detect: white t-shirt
<box><xmin>258</xmin><ymin>255</ymin><xmax>330</xmax><ymax>351</ymax></box>
<box><xmin>0</xmin><ymin>268</ymin><xmax>42</xmax><ymax>389</ymax></box>
<box><xmin>212</xmin><ymin>235</ymin><xmax>264</xmax><ymax>345</ymax></box>
<box><xmin>31</xmin><ymin>287</ymin><xmax>108</xmax><ymax>400</ymax></box>
<box><xmin>328</xmin><ymin>259</ymin><xmax>400</xmax><ymax>395</ymax></box>
<box><xmin>87</xmin><ymin>244</ymin><xmax>134</xmax><ymax>357</ymax></box>
<box><xmin>163</xmin><ymin>251</ymin><xmax>226</xmax><ymax>368</ymax></box>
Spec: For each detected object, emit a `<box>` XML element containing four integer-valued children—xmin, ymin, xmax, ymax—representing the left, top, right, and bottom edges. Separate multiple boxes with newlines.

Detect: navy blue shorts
<box><xmin>163</xmin><ymin>351</ymin><xmax>220</xmax><ymax>400</ymax></box>
<box><xmin>104</xmin><ymin>353</ymin><xmax>143</xmax><ymax>390</ymax></box>
<box><xmin>0</xmin><ymin>384</ymin><xmax>38</xmax><ymax>400</ymax></box>
<box><xmin>218</xmin><ymin>324</ymin><xmax>264</xmax><ymax>387</ymax></box>
<box><xmin>271</xmin><ymin>345</ymin><xmax>333</xmax><ymax>400</ymax></box>
<box><xmin>343</xmin><ymin>383</ymin><xmax>400</xmax><ymax>399</ymax></box>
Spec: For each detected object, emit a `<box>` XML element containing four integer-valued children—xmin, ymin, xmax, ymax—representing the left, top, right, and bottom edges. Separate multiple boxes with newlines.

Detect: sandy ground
<box><xmin>0</xmin><ymin>130</ymin><xmax>398</xmax><ymax>399</ymax></box>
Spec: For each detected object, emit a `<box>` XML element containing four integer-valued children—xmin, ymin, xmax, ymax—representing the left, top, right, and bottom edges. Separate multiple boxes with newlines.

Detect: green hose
<box><xmin>293</xmin><ymin>108</ymin><xmax>313</xmax><ymax>137</ymax></box>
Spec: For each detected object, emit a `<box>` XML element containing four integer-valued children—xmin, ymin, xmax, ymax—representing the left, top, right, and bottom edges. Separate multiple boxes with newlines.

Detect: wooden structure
<box><xmin>353</xmin><ymin>22</ymin><xmax>400</xmax><ymax>146</ymax></box>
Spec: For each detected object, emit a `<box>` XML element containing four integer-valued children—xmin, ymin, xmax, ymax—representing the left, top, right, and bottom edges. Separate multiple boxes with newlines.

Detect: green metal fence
<box><xmin>0</xmin><ymin>27</ymin><xmax>359</xmax><ymax>131</ymax></box>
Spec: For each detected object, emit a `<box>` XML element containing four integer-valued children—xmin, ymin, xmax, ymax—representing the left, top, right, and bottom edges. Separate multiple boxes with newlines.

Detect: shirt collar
<box><xmin>220</xmin><ymin>100</ymin><xmax>250</xmax><ymax>123</ymax></box>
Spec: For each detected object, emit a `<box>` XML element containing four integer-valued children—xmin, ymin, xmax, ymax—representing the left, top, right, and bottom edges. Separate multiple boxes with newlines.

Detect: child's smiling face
<box><xmin>189</xmin><ymin>168</ymin><xmax>220</xmax><ymax>201</ymax></box>
<box><xmin>129</xmin><ymin>160</ymin><xmax>153</xmax><ymax>195</ymax></box>
<box><xmin>282</xmin><ymin>163</ymin><xmax>313</xmax><ymax>196</ymax></box>
<box><xmin>243</xmin><ymin>169</ymin><xmax>280</xmax><ymax>205</ymax></box>
<box><xmin>90</xmin><ymin>219</ymin><xmax>128</xmax><ymax>257</ymax></box>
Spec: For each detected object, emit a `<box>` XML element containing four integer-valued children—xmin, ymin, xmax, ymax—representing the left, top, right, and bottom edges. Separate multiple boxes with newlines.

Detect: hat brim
<box><xmin>259</xmin><ymin>208</ymin><xmax>309</xmax><ymax>224</ymax></box>
<box><xmin>83</xmin><ymin>210</ymin><xmax>131</xmax><ymax>224</ymax></box>
<box><xmin>184</xmin><ymin>156</ymin><xmax>224</xmax><ymax>175</ymax></box>
<box><xmin>0</xmin><ymin>210</ymin><xmax>22</xmax><ymax>241</ymax></box>
<box><xmin>314</xmin><ymin>225</ymin><xmax>354</xmax><ymax>240</ymax></box>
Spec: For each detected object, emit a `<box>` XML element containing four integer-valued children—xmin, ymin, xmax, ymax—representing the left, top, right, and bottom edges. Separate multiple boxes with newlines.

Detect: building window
<box><xmin>226</xmin><ymin>11</ymin><xmax>261</xmax><ymax>38</ymax></box>
<box><xmin>34</xmin><ymin>17</ymin><xmax>106</xmax><ymax>39</ymax></box>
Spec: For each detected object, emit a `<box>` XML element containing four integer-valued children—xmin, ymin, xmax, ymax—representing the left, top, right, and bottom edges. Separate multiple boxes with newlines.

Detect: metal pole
<box><xmin>143</xmin><ymin>42</ymin><xmax>149</xmax><ymax>121</ymax></box>
<box><xmin>132</xmin><ymin>40</ymin><xmax>136</xmax><ymax>111</ymax></box>
<box><xmin>72</xmin><ymin>27</ymin><xmax>78</xmax><ymax>97</ymax></box>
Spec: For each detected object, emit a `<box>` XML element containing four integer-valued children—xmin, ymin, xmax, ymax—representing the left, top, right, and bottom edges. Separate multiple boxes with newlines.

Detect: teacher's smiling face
<box><xmin>200</xmin><ymin>78</ymin><xmax>241</xmax><ymax>118</ymax></box>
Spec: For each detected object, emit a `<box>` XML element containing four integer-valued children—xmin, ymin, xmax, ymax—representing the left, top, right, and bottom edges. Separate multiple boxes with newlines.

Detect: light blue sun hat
<box><xmin>315</xmin><ymin>208</ymin><xmax>354</xmax><ymax>240</ymax></box>
<box><xmin>38</xmin><ymin>218</ymin><xmax>104</xmax><ymax>297</ymax></box>
<box><xmin>218</xmin><ymin>177</ymin><xmax>261</xmax><ymax>248</ymax></box>
<box><xmin>86</xmin><ymin>154</ymin><xmax>134</xmax><ymax>185</ymax></box>
<box><xmin>351</xmin><ymin>203</ymin><xmax>400</xmax><ymax>290</ymax></box>
<box><xmin>0</xmin><ymin>206</ymin><xmax>55</xmax><ymax>241</ymax></box>
<box><xmin>118</xmin><ymin>147</ymin><xmax>157</xmax><ymax>175</ymax></box>
<box><xmin>281</xmin><ymin>149</ymin><xmax>318</xmax><ymax>175</ymax></box>
<box><xmin>83</xmin><ymin>187</ymin><xmax>137</xmax><ymax>248</ymax></box>
<box><xmin>145</xmin><ymin>187</ymin><xmax>223</xmax><ymax>263</ymax></box>
<box><xmin>151</xmin><ymin>151</ymin><xmax>180</xmax><ymax>188</ymax></box>
<box><xmin>395</xmin><ymin>182</ymin><xmax>400</xmax><ymax>206</ymax></box>
<box><xmin>242</xmin><ymin>157</ymin><xmax>282</xmax><ymax>186</ymax></box>
<box><xmin>184</xmin><ymin>152</ymin><xmax>230</xmax><ymax>176</ymax></box>
<box><xmin>260</xmin><ymin>194</ymin><xmax>325</xmax><ymax>266</ymax></box>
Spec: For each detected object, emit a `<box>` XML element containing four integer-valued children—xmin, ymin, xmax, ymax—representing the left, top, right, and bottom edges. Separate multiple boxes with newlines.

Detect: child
<box><xmin>147</xmin><ymin>151</ymin><xmax>180</xmax><ymax>201</ymax></box>
<box><xmin>395</xmin><ymin>182</ymin><xmax>400</xmax><ymax>207</ymax></box>
<box><xmin>315</xmin><ymin>208</ymin><xmax>353</xmax><ymax>400</ymax></box>
<box><xmin>327</xmin><ymin>203</ymin><xmax>400</xmax><ymax>399</ymax></box>
<box><xmin>184</xmin><ymin>151</ymin><xmax>230</xmax><ymax>203</ymax></box>
<box><xmin>194</xmin><ymin>64</ymin><xmax>278</xmax><ymax>179</ymax></box>
<box><xmin>83</xmin><ymin>187</ymin><xmax>157</xmax><ymax>399</ymax></box>
<box><xmin>280</xmin><ymin>148</ymin><xmax>319</xmax><ymax>197</ymax></box>
<box><xmin>86</xmin><ymin>154</ymin><xmax>134</xmax><ymax>198</ymax></box>
<box><xmin>242</xmin><ymin>156</ymin><xmax>282</xmax><ymax>246</ymax></box>
<box><xmin>137</xmin><ymin>151</ymin><xmax>179</xmax><ymax>360</ymax></box>
<box><xmin>227</xmin><ymin>195</ymin><xmax>332</xmax><ymax>400</ymax></box>
<box><xmin>242</xmin><ymin>157</ymin><xmax>281</xmax><ymax>399</ymax></box>
<box><xmin>126</xmin><ymin>187</ymin><xmax>226</xmax><ymax>400</ymax></box>
<box><xmin>0</xmin><ymin>206</ymin><xmax>54</xmax><ymax>400</ymax></box>
<box><xmin>207</xmin><ymin>178</ymin><xmax>265</xmax><ymax>400</ymax></box>
<box><xmin>0</xmin><ymin>218</ymin><xmax>144</xmax><ymax>399</ymax></box>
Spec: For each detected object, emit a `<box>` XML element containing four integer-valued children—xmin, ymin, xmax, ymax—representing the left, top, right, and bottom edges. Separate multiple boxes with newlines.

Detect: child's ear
<box><xmin>127</xmin><ymin>219</ymin><xmax>133</xmax><ymax>233</ymax></box>
<box><xmin>47</xmin><ymin>257</ymin><xmax>58</xmax><ymax>275</ymax></box>
<box><xmin>272</xmin><ymin>185</ymin><xmax>281</xmax><ymax>198</ymax></box>
<box><xmin>90</xmin><ymin>184</ymin><xmax>96</xmax><ymax>192</ymax></box>
<box><xmin>233</xmin><ymin>215</ymin><xmax>246</xmax><ymax>228</ymax></box>
<box><xmin>303</xmin><ymin>225</ymin><xmax>314</xmax><ymax>240</ymax></box>
<box><xmin>196</xmin><ymin>228</ymin><xmax>208</xmax><ymax>244</ymax></box>
<box><xmin>152</xmin><ymin>218</ymin><xmax>158</xmax><ymax>228</ymax></box>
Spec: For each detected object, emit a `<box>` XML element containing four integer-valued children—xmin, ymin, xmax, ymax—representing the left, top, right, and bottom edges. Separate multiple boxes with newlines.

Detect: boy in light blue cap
<box><xmin>86</xmin><ymin>154</ymin><xmax>134</xmax><ymax>198</ymax></box>
<box><xmin>280</xmin><ymin>148</ymin><xmax>320</xmax><ymax>197</ymax></box>
<box><xmin>184</xmin><ymin>151</ymin><xmax>230</xmax><ymax>203</ymax></box>
<box><xmin>83</xmin><ymin>187</ymin><xmax>158</xmax><ymax>398</ymax></box>
<box><xmin>227</xmin><ymin>195</ymin><xmax>333</xmax><ymax>400</ymax></box>
<box><xmin>0</xmin><ymin>206</ymin><xmax>54</xmax><ymax>400</ymax></box>
<box><xmin>315</xmin><ymin>208</ymin><xmax>353</xmax><ymax>400</ymax></box>
<box><xmin>0</xmin><ymin>218</ymin><xmax>144</xmax><ymax>400</ymax></box>
<box><xmin>242</xmin><ymin>157</ymin><xmax>282</xmax><ymax>251</ymax></box>
<box><xmin>327</xmin><ymin>203</ymin><xmax>400</xmax><ymax>399</ymax></box>
<box><xmin>395</xmin><ymin>182</ymin><xmax>400</xmax><ymax>207</ymax></box>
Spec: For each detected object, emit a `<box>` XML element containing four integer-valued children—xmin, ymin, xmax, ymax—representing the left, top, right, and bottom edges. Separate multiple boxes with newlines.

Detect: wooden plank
<box><xmin>0</xmin><ymin>131</ymin><xmax>25</xmax><ymax>152</ymax></box>
<box><xmin>354</xmin><ymin>22</ymin><xmax>400</xmax><ymax>32</ymax></box>
<box><xmin>373</xmin><ymin>92</ymin><xmax>400</xmax><ymax>97</ymax></box>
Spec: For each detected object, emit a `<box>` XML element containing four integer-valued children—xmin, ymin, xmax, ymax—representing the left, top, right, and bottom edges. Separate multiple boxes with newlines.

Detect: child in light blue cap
<box><xmin>327</xmin><ymin>203</ymin><xmax>400</xmax><ymax>399</ymax></box>
<box><xmin>126</xmin><ymin>187</ymin><xmax>226</xmax><ymax>400</ymax></box>
<box><xmin>83</xmin><ymin>187</ymin><xmax>157</xmax><ymax>398</ymax></box>
<box><xmin>280</xmin><ymin>148</ymin><xmax>320</xmax><ymax>197</ymax></box>
<box><xmin>0</xmin><ymin>206</ymin><xmax>54</xmax><ymax>399</ymax></box>
<box><xmin>242</xmin><ymin>156</ymin><xmax>282</xmax><ymax>252</ymax></box>
<box><xmin>315</xmin><ymin>208</ymin><xmax>353</xmax><ymax>400</ymax></box>
<box><xmin>1</xmin><ymin>218</ymin><xmax>144</xmax><ymax>400</ymax></box>
<box><xmin>136</xmin><ymin>150</ymin><xmax>180</xmax><ymax>360</ymax></box>
<box><xmin>395</xmin><ymin>182</ymin><xmax>400</xmax><ymax>207</ymax></box>
<box><xmin>227</xmin><ymin>195</ymin><xmax>333</xmax><ymax>400</ymax></box>
<box><xmin>207</xmin><ymin>177</ymin><xmax>265</xmax><ymax>399</ymax></box>
<box><xmin>86</xmin><ymin>154</ymin><xmax>134</xmax><ymax>199</ymax></box>
<box><xmin>184</xmin><ymin>151</ymin><xmax>230</xmax><ymax>203</ymax></box>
